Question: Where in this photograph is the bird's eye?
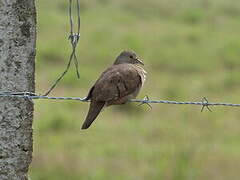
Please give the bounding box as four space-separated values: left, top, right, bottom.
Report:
130 55 133 58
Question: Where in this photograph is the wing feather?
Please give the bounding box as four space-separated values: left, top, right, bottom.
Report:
89 64 143 102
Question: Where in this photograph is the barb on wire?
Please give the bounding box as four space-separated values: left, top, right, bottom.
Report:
201 97 212 112
1 92 240 110
138 95 152 109
44 0 81 96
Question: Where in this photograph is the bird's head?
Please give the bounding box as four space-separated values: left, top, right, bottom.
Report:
114 50 144 66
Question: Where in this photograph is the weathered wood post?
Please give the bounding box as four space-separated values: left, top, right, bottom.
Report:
0 0 36 179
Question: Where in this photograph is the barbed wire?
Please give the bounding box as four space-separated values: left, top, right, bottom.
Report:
1 91 240 112
44 0 81 96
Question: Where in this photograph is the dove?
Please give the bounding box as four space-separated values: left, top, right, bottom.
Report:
81 50 146 129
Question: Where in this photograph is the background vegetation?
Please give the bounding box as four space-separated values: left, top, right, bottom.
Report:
31 0 240 179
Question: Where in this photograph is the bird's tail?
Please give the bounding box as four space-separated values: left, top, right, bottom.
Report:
81 101 105 130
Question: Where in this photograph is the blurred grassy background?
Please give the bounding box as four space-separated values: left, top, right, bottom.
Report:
31 0 240 179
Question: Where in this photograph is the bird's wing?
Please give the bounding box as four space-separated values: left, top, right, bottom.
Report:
89 64 143 102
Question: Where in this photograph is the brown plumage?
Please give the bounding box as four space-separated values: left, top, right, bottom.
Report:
81 50 146 129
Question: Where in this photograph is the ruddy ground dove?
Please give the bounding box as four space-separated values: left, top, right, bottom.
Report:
81 50 146 129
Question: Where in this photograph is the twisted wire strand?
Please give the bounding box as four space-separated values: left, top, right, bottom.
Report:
1 92 240 111
44 0 81 96
77 0 81 35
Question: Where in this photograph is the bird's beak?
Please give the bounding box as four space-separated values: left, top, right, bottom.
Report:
136 58 144 66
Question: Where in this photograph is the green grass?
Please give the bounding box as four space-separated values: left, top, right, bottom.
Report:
31 0 240 179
